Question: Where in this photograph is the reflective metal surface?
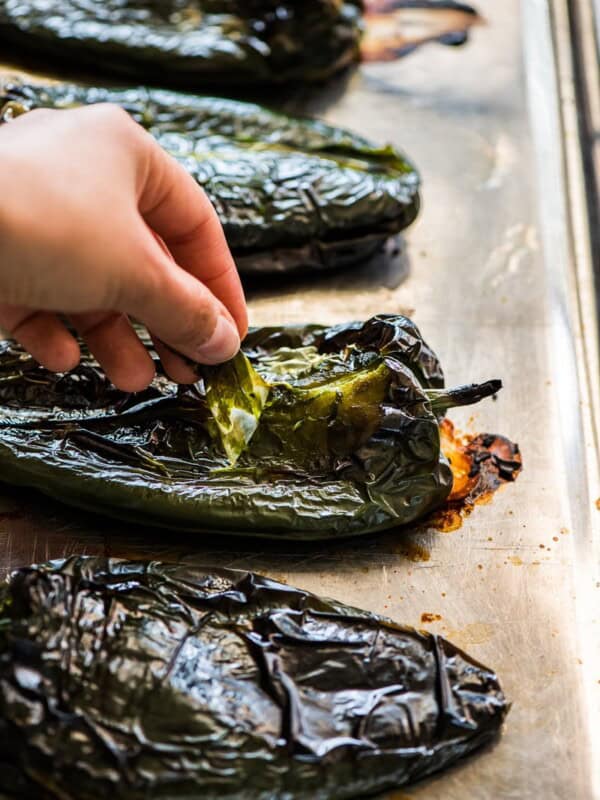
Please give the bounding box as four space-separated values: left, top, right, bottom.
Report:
0 1 598 797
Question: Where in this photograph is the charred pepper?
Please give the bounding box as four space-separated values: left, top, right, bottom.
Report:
0 80 420 277
0 1 364 87
0 556 509 800
0 315 500 539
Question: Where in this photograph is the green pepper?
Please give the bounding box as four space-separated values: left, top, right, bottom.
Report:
0 556 509 799
0 315 501 539
0 81 420 277
0 1 364 87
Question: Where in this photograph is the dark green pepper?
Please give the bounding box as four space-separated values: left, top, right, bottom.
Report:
0 315 501 539
0 80 420 277
0 556 509 799
0 2 481 90
0 1 364 87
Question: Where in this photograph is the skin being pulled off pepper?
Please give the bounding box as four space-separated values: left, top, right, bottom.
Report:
0 315 501 539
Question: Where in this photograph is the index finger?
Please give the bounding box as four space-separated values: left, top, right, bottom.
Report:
136 131 248 338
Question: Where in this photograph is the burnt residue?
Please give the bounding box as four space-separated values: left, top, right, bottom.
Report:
362 0 482 63
420 612 443 623
427 419 522 532
0 556 509 799
395 540 432 562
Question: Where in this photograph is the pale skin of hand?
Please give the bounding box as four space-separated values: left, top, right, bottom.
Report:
0 103 248 391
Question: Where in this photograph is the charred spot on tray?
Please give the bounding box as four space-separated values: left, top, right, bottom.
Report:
362 0 483 63
421 611 442 623
426 419 522 532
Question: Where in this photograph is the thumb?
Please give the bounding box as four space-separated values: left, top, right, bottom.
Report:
118 225 240 366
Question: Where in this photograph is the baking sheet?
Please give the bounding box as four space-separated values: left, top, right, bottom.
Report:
0 1 599 797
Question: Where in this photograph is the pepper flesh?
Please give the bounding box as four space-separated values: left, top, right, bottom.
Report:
0 315 501 539
0 556 509 799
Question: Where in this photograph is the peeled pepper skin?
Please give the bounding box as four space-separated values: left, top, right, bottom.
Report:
0 556 509 799
0 1 364 87
0 81 420 276
0 315 464 539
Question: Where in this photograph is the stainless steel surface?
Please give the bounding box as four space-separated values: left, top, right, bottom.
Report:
0 1 599 797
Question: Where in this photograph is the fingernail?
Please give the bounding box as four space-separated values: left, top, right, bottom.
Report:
196 315 240 364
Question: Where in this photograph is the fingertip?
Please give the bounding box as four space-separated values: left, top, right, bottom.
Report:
70 312 157 393
42 339 81 374
151 337 199 385
234 301 249 341
164 362 198 385
110 362 156 393
196 315 240 365
4 312 81 373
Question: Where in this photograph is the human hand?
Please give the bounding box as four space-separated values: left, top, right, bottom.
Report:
0 103 248 391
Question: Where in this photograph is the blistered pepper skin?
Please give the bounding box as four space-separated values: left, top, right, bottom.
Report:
0 556 509 799
0 80 420 276
0 315 500 539
0 1 365 86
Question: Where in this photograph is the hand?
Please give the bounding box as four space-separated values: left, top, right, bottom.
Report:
0 103 248 391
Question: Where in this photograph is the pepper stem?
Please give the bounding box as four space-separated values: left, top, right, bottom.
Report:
426 379 502 413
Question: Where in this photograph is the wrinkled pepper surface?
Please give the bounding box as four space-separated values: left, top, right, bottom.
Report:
0 1 364 87
0 556 509 799
0 81 420 276
0 315 500 539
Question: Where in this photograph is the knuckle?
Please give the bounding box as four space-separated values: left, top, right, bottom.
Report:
85 102 135 131
114 238 220 349
131 258 164 311
173 295 217 347
106 233 163 311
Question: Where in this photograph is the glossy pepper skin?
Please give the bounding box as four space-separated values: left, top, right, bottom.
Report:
0 315 500 540
0 84 419 275
0 556 509 800
0 81 420 277
0 1 363 87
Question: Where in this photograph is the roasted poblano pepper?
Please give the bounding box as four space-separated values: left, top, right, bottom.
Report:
0 556 509 800
0 80 419 276
0 315 500 539
0 1 364 87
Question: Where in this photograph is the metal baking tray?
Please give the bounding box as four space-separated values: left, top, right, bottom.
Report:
0 1 598 797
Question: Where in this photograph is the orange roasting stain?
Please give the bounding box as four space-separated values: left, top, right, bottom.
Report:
421 612 442 624
426 419 522 532
441 419 478 501
596 498 600 511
